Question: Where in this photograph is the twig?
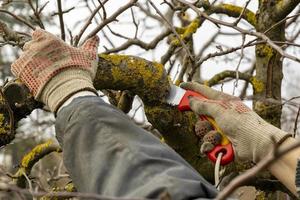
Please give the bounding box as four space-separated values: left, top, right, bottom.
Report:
38 1 50 15
233 0 251 26
131 7 139 38
0 9 35 30
189 39 261 78
147 0 194 62
176 0 300 64
28 0 45 29
233 34 246 95
265 13 300 35
84 0 138 44
97 0 107 20
56 0 65 41
74 1 105 46
22 172 34 199
104 29 171 54
51 6 75 16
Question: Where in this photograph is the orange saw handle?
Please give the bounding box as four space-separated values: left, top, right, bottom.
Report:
178 90 234 165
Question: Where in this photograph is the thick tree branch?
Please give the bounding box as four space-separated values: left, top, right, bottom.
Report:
13 140 62 188
200 2 257 27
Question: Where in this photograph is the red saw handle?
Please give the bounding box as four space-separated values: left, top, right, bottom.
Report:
178 90 234 165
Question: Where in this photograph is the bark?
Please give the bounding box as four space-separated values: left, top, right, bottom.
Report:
253 1 287 127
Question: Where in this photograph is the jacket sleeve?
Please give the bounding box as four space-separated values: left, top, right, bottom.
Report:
55 96 218 200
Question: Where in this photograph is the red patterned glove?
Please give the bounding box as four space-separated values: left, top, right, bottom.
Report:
181 82 290 163
11 29 99 112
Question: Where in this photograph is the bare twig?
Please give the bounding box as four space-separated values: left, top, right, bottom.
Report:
233 0 251 26
51 6 75 16
176 0 300 64
131 7 139 38
233 34 246 95
0 9 35 30
148 0 194 62
74 1 105 46
104 29 171 54
56 0 65 41
28 0 45 29
265 13 300 35
84 0 138 43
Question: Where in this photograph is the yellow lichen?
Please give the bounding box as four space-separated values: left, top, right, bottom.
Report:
221 4 257 26
256 44 274 58
0 114 7 135
256 190 266 200
64 182 76 192
174 79 181 86
171 19 200 46
101 54 164 89
21 140 53 168
254 101 267 113
250 77 264 93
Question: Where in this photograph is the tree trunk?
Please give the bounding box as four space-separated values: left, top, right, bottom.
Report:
254 1 285 128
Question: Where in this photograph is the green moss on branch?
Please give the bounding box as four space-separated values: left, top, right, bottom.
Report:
94 54 170 103
13 140 62 188
202 3 257 27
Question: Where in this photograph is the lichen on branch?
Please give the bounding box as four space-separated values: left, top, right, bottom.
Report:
201 2 257 27
13 140 62 188
94 54 170 103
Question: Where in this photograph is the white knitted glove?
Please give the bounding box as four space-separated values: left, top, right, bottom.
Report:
181 82 290 163
11 29 99 113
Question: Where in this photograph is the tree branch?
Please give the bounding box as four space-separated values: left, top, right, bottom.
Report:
84 0 137 43
200 2 257 27
56 0 65 41
274 0 300 21
13 140 62 188
0 9 35 30
206 70 252 86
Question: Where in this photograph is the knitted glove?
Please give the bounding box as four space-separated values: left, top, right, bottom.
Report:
194 120 222 154
181 82 290 163
11 29 99 113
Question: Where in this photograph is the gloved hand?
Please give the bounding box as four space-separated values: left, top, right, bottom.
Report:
180 82 290 163
11 29 99 113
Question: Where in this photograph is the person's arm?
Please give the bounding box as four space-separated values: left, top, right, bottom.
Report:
181 82 299 195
